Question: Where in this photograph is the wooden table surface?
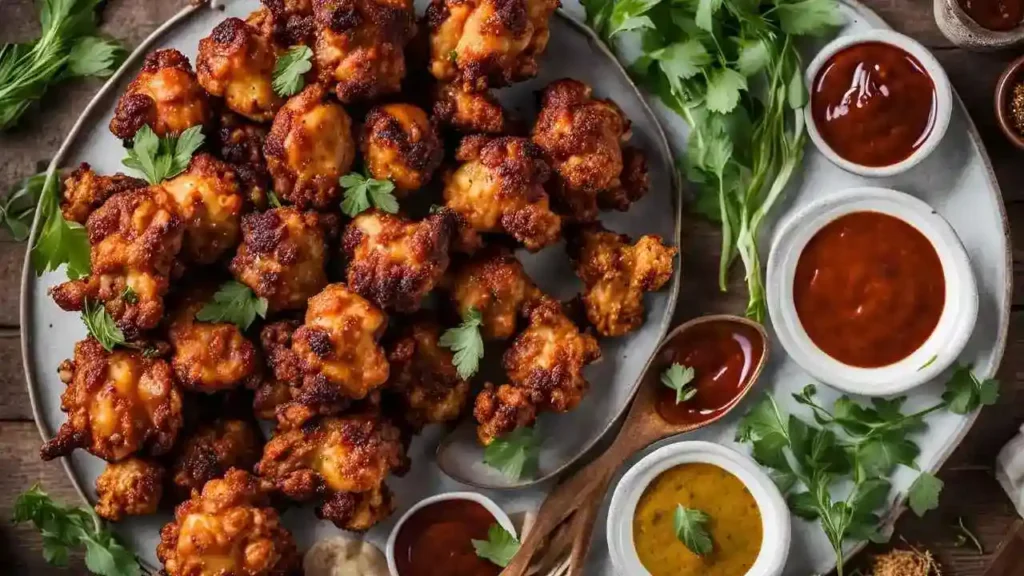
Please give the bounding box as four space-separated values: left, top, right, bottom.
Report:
2 0 1024 573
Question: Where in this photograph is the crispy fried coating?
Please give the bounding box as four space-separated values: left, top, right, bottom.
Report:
312 0 416 103
341 209 456 312
443 135 561 252
41 338 184 462
95 457 165 521
425 0 558 91
360 103 442 194
432 82 507 134
172 419 264 497
49 187 184 338
197 17 284 122
60 163 148 225
230 207 337 312
257 411 407 531
162 153 245 264
473 382 537 445
261 0 316 44
385 320 469 429
446 247 539 340
263 84 356 209
215 111 271 210
567 224 676 337
532 79 648 221
110 49 211 140
157 469 301 576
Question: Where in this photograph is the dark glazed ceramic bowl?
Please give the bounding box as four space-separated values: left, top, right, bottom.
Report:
995 53 1024 149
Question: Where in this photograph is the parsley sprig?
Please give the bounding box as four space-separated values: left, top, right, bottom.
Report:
195 280 268 330
661 362 696 404
483 427 540 480
736 364 998 576
122 125 205 185
272 45 312 97
82 299 127 352
339 172 398 217
673 505 712 556
31 168 90 280
439 307 484 379
471 523 520 567
14 484 141 576
2 170 46 240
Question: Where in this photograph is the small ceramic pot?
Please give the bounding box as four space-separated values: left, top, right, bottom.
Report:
766 187 978 397
995 54 1024 149
607 442 791 576
934 0 1024 51
804 29 953 177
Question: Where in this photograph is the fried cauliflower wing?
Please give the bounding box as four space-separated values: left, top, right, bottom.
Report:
473 382 537 445
567 224 676 337
172 419 264 498
216 111 271 210
257 411 407 531
432 82 507 134
446 247 539 340
41 338 184 462
264 84 356 209
197 17 284 122
49 187 184 338
60 163 148 225
341 209 456 312
385 319 470 429
162 153 245 264
252 320 303 419
110 49 211 141
443 135 561 251
360 103 442 194
425 0 558 91
95 457 165 521
312 0 416 103
157 469 301 576
532 79 648 221
261 0 316 45
230 207 337 312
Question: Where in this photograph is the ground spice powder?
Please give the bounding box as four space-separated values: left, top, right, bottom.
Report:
1011 82 1024 136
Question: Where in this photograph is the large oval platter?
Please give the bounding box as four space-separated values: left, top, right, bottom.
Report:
20 0 681 569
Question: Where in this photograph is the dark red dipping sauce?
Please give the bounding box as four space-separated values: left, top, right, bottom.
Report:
655 320 765 426
959 0 1023 31
811 42 937 167
793 211 945 368
394 499 501 576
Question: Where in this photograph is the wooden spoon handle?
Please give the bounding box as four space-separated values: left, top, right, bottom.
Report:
567 473 611 575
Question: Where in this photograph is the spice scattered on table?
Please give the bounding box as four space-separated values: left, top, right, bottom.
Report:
1010 81 1024 136
870 546 942 576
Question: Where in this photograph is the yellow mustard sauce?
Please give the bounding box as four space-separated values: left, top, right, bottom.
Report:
633 462 763 576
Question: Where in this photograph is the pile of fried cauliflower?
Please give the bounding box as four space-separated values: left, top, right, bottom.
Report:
38 0 677 573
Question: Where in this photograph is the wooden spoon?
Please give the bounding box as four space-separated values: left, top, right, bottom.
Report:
500 314 769 576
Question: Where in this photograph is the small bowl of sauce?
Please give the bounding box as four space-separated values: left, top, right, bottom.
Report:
804 30 952 177
767 186 978 396
386 492 515 576
607 442 790 576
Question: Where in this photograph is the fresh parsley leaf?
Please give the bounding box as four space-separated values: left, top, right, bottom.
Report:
195 280 268 330
82 299 126 352
607 0 660 37
695 0 723 32
339 172 399 217
272 45 312 97
122 125 205 184
471 523 520 567
483 427 540 480
736 38 769 76
942 364 1000 414
2 170 46 241
705 67 747 114
267 190 283 208
439 307 484 379
120 286 137 304
660 362 696 404
673 505 712 556
582 0 615 36
775 0 845 36
650 40 711 92
907 471 943 517
66 36 123 78
31 169 91 279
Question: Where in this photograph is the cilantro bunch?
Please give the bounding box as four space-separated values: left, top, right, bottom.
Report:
584 0 843 321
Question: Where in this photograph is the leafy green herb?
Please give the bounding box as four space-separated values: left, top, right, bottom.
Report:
918 355 938 372
14 484 141 576
142 346 160 359
1 170 46 240
448 49 458 63
673 504 712 556
272 45 312 97
267 190 283 208
120 286 137 305
585 0 842 321
195 280 268 330
339 172 399 217
439 307 484 379
0 0 125 130
31 168 91 280
471 523 520 567
952 516 983 554
81 299 126 352
122 124 205 185
661 362 697 404
941 364 999 414
907 472 943 517
483 427 540 480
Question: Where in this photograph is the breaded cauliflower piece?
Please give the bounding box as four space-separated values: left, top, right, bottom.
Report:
360 103 442 194
162 153 245 264
215 111 271 210
261 0 316 45
385 319 470 430
432 82 507 134
109 49 211 141
445 247 539 340
171 418 264 498
41 338 184 462
472 382 537 445
197 17 284 122
60 163 147 225
94 457 165 521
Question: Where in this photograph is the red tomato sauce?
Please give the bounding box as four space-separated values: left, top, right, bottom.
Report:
393 499 501 576
811 42 937 167
793 211 945 368
959 0 1023 31
655 320 765 426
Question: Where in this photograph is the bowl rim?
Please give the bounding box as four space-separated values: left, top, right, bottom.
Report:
606 441 791 576
994 53 1024 150
385 491 517 576
765 186 979 396
803 28 954 177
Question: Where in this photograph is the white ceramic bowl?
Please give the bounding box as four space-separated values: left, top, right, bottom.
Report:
607 442 791 576
804 29 953 177
766 187 978 396
385 492 516 576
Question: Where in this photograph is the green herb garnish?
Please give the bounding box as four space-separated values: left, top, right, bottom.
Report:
120 285 137 304
472 523 520 567
195 280 268 330
267 190 283 208
82 299 126 352
673 504 713 556
31 168 91 280
439 307 484 379
2 170 46 240
272 45 312 97
339 172 398 217
121 124 205 185
483 427 540 480
661 362 696 404
907 471 943 517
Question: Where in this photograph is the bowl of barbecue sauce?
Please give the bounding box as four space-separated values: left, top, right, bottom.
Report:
805 30 952 177
766 187 978 396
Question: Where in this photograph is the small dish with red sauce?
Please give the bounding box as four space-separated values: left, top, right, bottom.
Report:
804 30 952 177
766 187 978 396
